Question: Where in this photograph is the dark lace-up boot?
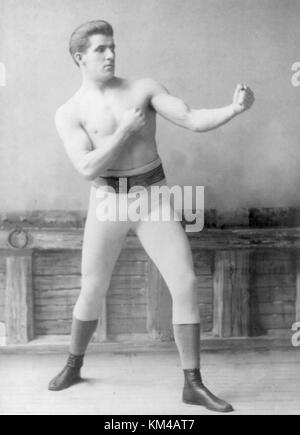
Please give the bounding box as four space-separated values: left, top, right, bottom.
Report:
183 369 234 413
48 354 84 391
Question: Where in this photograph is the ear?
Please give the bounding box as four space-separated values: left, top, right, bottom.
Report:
74 52 83 65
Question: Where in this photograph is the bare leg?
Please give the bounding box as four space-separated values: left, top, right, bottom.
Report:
49 188 131 391
133 199 233 412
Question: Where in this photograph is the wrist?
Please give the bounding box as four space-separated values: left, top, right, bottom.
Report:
231 103 243 116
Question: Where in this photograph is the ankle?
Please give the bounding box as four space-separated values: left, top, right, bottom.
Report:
67 353 84 369
183 368 202 382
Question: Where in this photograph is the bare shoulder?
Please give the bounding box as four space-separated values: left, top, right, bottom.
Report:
134 78 169 96
55 96 81 131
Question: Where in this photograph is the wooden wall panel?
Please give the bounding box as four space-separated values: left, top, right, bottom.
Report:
194 250 214 332
296 254 300 322
107 249 148 338
0 255 6 322
5 254 34 344
34 251 81 335
252 250 296 331
2 229 298 341
213 250 251 337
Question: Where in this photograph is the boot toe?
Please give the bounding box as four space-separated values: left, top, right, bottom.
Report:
223 403 234 413
48 369 81 391
48 376 66 391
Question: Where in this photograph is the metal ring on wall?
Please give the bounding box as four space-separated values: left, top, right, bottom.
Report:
7 229 29 249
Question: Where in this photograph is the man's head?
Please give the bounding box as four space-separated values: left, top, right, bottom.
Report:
69 20 115 79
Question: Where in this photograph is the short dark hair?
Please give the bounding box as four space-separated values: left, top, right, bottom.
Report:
69 20 114 66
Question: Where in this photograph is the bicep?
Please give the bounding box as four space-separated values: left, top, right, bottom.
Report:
150 83 192 129
55 110 92 171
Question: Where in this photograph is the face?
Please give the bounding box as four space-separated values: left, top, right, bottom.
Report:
78 34 116 80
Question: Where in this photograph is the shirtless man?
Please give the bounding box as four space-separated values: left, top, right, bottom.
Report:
49 20 254 413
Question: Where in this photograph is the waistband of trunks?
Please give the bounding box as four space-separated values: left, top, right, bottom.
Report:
101 156 162 177
92 162 166 193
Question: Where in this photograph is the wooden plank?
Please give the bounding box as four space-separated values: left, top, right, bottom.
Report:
258 302 295 315
146 259 173 341
35 320 72 335
108 317 147 336
193 250 213 275
0 257 5 273
0 272 5 291
213 250 251 337
259 314 295 329
253 274 295 287
34 251 147 277
0 210 86 228
233 251 251 337
110 276 147 289
36 305 75 315
107 294 147 304
256 286 296 303
34 275 81 290
35 312 73 321
201 321 213 332
193 250 214 267
33 251 81 275
34 289 80 302
113 262 147 276
0 256 6 314
35 273 147 292
296 253 300 322
0 306 4 322
1 227 300 251
194 275 213 287
255 260 294 275
197 288 213 305
1 208 299 228
5 254 34 344
108 287 147 299
0 279 4 304
254 249 293 261
107 303 147 318
199 307 213 320
118 249 148 262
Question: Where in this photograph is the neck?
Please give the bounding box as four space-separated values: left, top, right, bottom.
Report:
80 73 116 92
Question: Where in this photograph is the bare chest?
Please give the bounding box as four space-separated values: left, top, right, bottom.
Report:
79 91 152 138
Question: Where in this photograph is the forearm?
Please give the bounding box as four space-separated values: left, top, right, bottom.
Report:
189 104 239 132
79 127 131 179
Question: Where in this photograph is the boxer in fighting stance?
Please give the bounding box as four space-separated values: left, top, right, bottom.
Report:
49 20 254 412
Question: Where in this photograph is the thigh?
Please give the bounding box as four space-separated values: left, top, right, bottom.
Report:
82 188 131 279
134 201 195 287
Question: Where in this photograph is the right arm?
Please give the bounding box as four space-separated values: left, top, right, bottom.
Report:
55 107 145 180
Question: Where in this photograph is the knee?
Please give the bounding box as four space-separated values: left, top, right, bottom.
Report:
171 273 198 300
186 273 198 290
81 274 109 302
178 272 197 292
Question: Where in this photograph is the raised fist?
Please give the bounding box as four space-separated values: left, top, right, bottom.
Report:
232 84 255 114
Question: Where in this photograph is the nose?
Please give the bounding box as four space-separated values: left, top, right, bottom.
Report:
105 48 115 60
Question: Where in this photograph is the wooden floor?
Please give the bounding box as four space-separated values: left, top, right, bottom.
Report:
0 349 299 415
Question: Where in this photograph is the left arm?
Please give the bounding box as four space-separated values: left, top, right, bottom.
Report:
149 81 255 132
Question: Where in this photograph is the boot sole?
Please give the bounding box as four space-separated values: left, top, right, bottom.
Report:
48 376 82 392
183 399 234 413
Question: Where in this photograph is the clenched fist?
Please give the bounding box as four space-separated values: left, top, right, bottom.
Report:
120 107 146 134
232 84 255 115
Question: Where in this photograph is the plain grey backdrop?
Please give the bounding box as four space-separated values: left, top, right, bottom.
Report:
0 0 299 212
